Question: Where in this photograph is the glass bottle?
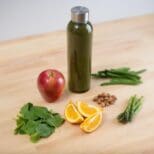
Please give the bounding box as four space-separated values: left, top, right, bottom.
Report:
67 6 93 93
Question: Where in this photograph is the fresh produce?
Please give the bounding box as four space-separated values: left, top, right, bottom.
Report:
65 101 103 133
93 92 117 108
80 112 103 133
117 95 143 124
92 67 146 86
37 69 65 102
64 101 84 124
14 103 65 143
77 101 102 117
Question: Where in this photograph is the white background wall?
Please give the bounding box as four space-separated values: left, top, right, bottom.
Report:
0 0 154 41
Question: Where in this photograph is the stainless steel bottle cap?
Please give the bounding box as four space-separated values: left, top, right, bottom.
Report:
71 6 89 23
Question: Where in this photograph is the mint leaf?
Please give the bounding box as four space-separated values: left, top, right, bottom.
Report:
24 120 38 135
20 103 33 115
14 116 27 134
20 103 38 120
30 133 40 143
36 123 55 137
47 114 65 128
31 106 51 119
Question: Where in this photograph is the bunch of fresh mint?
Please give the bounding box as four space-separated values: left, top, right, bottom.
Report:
14 103 65 143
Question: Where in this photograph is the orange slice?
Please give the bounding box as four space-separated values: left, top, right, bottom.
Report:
80 112 102 133
77 101 102 118
65 101 84 124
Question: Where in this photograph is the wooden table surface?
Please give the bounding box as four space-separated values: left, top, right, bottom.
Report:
0 14 154 154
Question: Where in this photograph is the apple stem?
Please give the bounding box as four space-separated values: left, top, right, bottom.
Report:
49 72 54 78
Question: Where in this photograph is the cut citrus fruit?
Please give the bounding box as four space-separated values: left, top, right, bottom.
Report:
77 101 102 117
80 111 102 133
65 101 84 124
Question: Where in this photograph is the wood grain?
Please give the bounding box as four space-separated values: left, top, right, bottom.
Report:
0 14 154 154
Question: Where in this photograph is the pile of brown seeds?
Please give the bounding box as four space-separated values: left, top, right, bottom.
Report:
93 92 117 107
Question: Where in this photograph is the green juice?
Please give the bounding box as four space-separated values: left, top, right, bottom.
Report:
67 6 93 93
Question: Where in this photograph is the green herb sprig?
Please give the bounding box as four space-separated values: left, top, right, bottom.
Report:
117 95 143 124
91 67 146 86
14 103 65 143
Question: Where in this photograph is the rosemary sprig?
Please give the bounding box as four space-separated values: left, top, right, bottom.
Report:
91 67 146 86
117 95 143 124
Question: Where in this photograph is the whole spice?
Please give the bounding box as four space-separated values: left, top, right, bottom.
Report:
93 92 117 107
91 67 146 86
117 95 143 124
14 103 65 143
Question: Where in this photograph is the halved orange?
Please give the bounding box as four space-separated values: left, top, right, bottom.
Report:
80 111 103 133
77 101 102 118
64 101 84 124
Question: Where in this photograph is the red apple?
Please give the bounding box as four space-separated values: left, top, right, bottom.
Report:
37 69 65 102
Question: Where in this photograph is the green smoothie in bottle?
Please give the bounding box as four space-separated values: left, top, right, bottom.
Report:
67 6 93 93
